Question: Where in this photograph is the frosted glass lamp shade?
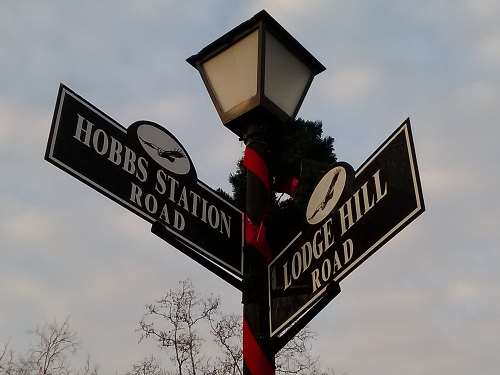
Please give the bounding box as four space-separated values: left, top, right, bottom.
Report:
187 10 325 137
264 32 312 117
202 31 259 113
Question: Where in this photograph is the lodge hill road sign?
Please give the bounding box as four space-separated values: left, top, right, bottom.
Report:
268 119 425 339
45 85 244 289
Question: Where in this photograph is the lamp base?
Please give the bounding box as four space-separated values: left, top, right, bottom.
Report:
224 105 290 141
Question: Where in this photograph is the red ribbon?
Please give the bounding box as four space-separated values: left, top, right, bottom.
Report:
245 215 272 262
243 147 270 191
243 318 274 375
243 144 275 375
275 176 300 195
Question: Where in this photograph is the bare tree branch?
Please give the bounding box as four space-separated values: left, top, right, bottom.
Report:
27 317 79 375
138 280 219 375
206 313 242 375
125 356 166 375
275 326 321 375
1 317 100 375
0 339 17 375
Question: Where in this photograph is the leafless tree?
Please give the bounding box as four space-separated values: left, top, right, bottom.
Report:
138 280 219 375
275 327 320 374
0 317 99 375
138 279 336 375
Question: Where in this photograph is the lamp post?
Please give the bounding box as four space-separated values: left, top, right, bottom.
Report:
188 10 325 375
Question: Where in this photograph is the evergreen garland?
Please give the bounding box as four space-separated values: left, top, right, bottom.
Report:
222 118 337 250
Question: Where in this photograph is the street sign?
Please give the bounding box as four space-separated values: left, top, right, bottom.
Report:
268 119 425 338
45 84 244 289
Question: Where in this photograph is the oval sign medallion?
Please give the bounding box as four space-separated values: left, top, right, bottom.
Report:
306 165 347 225
136 123 192 176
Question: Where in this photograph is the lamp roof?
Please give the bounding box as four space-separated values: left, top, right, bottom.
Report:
186 10 326 75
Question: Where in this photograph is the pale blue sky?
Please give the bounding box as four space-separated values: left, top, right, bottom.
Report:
1 1 499 374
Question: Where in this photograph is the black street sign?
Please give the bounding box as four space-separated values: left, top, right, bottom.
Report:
45 84 244 289
268 119 425 339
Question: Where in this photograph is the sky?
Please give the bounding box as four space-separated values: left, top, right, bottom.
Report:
1 0 499 374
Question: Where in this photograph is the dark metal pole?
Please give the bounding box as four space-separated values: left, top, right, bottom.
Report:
242 122 275 375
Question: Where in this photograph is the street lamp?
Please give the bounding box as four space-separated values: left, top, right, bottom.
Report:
188 11 326 374
187 10 326 137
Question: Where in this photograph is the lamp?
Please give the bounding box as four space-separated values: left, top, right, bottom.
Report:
187 10 326 137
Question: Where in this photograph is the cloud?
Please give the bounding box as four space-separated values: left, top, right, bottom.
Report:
477 32 500 65
463 0 500 20
421 164 491 199
0 103 49 152
245 0 318 19
0 210 63 250
322 65 381 106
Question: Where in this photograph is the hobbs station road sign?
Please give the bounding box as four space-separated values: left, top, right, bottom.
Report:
268 119 425 339
45 85 244 289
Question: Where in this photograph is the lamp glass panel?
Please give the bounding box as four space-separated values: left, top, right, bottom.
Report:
264 32 311 116
202 30 259 113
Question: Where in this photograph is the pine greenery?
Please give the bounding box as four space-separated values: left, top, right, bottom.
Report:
225 118 336 249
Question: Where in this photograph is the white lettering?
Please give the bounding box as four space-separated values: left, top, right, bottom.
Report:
321 258 332 282
220 211 231 239
178 187 189 211
173 210 185 231
301 242 312 272
291 251 302 280
136 157 148 183
353 189 362 223
339 199 354 236
361 181 375 214
312 229 324 259
283 262 292 290
92 129 109 156
122 146 136 175
73 114 93 147
190 191 201 217
333 250 342 272
108 137 122 166
130 182 142 207
373 169 388 202
208 205 220 229
167 175 179 203
159 203 171 224
322 218 335 251
155 169 167 194
343 238 354 263
201 197 208 223
311 268 321 292
145 194 158 214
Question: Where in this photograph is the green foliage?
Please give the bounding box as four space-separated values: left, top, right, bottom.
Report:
227 118 336 249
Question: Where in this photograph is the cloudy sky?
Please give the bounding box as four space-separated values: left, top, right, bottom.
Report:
1 0 499 374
